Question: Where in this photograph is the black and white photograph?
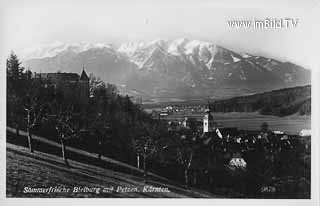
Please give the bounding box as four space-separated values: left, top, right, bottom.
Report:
1 0 319 203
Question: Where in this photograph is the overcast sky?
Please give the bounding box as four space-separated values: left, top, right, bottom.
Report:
1 0 319 70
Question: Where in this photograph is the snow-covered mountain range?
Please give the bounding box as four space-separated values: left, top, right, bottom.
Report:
22 38 311 101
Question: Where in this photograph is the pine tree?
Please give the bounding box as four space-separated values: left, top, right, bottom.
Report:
7 52 23 81
7 52 26 97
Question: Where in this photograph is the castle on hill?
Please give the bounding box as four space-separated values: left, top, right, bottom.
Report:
33 67 90 106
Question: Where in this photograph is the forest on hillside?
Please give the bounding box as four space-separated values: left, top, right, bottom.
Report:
210 85 311 117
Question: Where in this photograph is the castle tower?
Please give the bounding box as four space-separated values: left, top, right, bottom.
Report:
203 103 215 133
79 65 89 105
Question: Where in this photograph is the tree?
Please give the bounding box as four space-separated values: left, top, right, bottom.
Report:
177 142 194 188
131 121 167 183
21 79 55 152
89 73 105 98
133 135 157 183
261 122 269 132
6 52 26 133
89 74 118 99
87 78 116 160
89 112 111 160
168 132 198 188
7 92 24 136
54 108 78 165
7 52 22 80
7 52 25 95
22 94 48 153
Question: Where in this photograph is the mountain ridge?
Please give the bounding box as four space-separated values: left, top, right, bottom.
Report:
22 38 311 100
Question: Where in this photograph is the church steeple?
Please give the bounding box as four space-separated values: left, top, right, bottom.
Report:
205 98 211 113
80 64 89 81
79 64 89 106
203 99 214 133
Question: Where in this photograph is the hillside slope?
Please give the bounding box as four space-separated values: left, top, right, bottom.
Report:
6 144 217 198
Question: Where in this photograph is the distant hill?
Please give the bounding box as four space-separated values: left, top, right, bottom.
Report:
210 85 311 117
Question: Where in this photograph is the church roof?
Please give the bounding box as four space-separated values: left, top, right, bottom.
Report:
80 68 89 81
